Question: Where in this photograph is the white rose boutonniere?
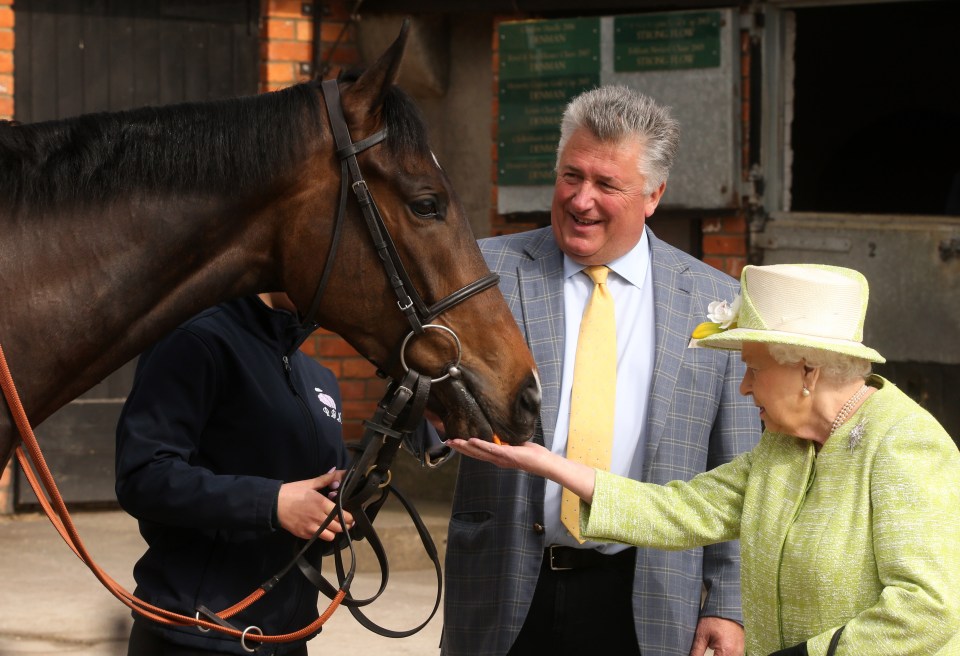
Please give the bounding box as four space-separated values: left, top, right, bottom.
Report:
692 294 741 339
706 295 742 328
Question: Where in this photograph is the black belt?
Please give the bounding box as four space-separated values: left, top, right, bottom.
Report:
544 545 636 572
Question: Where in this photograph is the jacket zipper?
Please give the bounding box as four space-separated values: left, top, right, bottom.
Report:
282 355 321 472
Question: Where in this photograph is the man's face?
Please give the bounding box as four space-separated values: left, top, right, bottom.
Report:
551 128 665 265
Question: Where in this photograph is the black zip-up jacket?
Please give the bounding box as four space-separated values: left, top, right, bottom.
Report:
115 296 347 655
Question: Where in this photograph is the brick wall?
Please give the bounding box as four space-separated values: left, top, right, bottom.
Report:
260 0 379 441
0 0 12 511
702 215 748 279
0 0 12 121
260 0 360 92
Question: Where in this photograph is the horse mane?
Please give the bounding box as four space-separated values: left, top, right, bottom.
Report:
0 84 328 212
0 76 431 213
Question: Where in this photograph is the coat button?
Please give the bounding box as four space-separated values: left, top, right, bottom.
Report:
532 522 545 534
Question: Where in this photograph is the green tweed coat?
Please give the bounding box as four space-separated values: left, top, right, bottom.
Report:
583 376 960 655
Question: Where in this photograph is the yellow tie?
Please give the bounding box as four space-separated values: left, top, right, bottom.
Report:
561 265 616 543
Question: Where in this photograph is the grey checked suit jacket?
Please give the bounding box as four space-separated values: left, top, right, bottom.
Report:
441 227 760 656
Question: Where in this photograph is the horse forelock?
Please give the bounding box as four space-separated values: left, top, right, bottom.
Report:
0 84 325 213
381 86 431 159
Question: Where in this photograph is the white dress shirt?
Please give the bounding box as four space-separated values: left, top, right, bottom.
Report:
544 230 656 552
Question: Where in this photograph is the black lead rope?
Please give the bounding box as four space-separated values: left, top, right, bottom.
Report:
298 369 443 637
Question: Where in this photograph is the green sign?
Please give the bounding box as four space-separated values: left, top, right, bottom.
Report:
614 11 721 72
497 17 600 186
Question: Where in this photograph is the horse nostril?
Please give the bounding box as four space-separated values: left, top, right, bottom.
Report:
516 373 541 427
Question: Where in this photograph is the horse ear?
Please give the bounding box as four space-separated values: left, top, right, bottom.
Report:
341 19 410 117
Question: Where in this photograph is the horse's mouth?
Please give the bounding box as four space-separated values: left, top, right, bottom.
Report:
435 366 538 445
439 377 495 442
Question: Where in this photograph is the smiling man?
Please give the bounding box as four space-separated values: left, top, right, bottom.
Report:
442 85 760 656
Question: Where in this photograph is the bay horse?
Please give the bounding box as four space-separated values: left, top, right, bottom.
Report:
0 24 540 478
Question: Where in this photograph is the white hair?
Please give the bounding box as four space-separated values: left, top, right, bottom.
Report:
766 343 872 383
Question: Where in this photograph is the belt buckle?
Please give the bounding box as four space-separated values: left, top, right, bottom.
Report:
548 545 572 571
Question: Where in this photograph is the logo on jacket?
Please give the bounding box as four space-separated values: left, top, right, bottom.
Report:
315 388 342 423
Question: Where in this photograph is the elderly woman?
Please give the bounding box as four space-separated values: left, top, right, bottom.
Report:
448 264 960 655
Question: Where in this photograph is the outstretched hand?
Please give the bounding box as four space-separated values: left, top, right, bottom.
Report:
446 437 598 504
445 437 547 471
277 468 354 540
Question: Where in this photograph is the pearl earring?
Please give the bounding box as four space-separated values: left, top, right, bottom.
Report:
802 386 810 397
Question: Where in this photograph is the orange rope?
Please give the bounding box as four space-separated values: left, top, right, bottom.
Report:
0 343 346 646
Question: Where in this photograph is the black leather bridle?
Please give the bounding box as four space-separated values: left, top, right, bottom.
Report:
263 78 502 640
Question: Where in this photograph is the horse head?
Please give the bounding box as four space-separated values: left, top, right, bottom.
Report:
282 23 541 444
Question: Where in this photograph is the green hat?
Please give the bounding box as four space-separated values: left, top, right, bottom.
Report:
692 264 885 363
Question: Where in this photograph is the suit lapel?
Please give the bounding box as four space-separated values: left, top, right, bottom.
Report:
518 231 565 450
643 229 694 477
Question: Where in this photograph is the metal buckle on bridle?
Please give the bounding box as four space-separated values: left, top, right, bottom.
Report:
194 611 211 632
351 178 371 202
364 463 393 489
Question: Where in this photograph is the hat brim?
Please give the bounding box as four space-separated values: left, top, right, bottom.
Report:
695 327 886 363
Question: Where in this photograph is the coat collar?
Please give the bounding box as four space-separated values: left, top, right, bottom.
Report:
224 296 312 356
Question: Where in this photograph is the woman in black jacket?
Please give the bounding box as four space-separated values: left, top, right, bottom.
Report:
116 293 352 655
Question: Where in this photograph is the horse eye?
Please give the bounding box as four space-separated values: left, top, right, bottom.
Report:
410 198 441 220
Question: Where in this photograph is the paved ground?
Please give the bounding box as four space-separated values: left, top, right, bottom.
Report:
0 508 445 655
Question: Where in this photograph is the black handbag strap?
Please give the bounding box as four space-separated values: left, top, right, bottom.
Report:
826 626 845 656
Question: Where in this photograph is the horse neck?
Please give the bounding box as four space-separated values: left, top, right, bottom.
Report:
0 87 327 426
8 194 281 419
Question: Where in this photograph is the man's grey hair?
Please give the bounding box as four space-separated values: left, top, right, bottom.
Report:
556 85 680 194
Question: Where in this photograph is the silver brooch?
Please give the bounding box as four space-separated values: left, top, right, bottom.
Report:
848 418 867 451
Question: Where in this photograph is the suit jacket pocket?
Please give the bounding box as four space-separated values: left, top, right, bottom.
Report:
448 510 495 554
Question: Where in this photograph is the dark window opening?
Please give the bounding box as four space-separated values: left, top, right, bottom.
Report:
790 0 960 216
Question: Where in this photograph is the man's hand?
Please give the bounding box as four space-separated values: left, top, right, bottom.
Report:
689 616 745 656
277 469 353 540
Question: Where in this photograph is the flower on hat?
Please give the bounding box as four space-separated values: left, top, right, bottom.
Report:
692 294 741 339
